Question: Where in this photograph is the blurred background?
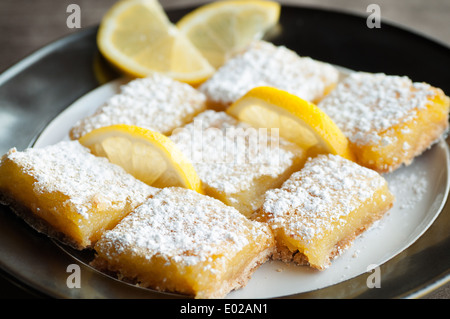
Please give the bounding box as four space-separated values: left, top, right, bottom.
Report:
1 0 449 73
0 0 449 299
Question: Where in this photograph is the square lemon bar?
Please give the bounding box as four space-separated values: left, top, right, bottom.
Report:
91 187 275 299
318 72 450 173
255 154 394 270
70 72 207 139
199 40 339 109
169 110 307 216
0 141 157 249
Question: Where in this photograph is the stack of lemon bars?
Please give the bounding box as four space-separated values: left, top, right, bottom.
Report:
1 40 449 299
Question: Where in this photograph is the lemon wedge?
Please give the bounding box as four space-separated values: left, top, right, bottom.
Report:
227 86 355 161
97 0 215 85
79 124 203 193
177 0 280 69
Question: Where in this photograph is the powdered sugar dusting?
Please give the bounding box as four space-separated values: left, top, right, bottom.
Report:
70 73 206 139
199 41 339 106
96 187 272 270
318 72 436 145
5 141 156 219
387 169 428 210
262 154 387 244
170 110 301 194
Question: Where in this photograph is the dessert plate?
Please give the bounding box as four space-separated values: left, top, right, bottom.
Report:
1 5 450 299
33 75 450 299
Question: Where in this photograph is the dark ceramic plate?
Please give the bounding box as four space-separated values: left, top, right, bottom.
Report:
0 5 449 299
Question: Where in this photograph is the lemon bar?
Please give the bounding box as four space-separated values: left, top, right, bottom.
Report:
199 40 339 109
0 141 157 249
91 187 275 299
70 72 207 139
169 110 307 216
318 72 450 173
255 154 394 270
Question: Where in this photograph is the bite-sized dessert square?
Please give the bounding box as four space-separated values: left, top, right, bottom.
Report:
318 72 450 173
70 72 207 139
169 110 307 217
254 154 394 270
0 141 157 250
91 187 275 299
199 40 339 109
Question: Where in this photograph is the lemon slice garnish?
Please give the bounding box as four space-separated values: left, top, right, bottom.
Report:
177 0 280 69
227 86 355 161
97 0 215 85
79 124 203 193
